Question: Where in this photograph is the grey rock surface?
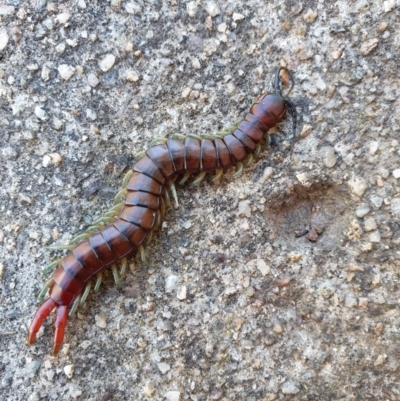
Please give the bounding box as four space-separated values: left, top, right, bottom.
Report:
1 1 400 400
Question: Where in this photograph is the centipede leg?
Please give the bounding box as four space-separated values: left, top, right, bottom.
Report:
138 244 147 264
190 172 207 186
112 264 121 287
42 259 63 277
119 258 127 277
94 272 103 292
153 210 162 231
38 278 54 303
27 298 56 346
179 172 191 186
160 196 166 218
121 170 134 188
80 281 92 307
254 144 262 159
168 181 179 208
163 189 171 209
243 154 253 168
233 162 243 178
114 188 128 204
212 169 223 183
69 294 81 317
52 305 68 356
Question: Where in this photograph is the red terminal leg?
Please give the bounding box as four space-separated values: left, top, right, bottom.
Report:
27 298 56 346
52 305 69 356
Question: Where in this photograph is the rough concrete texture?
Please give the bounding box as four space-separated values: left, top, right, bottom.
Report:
1 0 400 400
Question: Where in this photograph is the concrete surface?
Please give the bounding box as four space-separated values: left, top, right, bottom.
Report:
1 0 400 400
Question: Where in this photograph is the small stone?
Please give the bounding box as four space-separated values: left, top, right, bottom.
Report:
26 361 41 379
2 146 19 160
50 153 62 164
299 124 312 138
383 0 396 12
258 166 274 184
165 391 181 401
165 275 178 293
125 2 142 14
79 340 92 349
393 169 400 179
204 1 220 17
187 1 197 17
53 117 63 130
181 87 191 98
78 0 86 8
157 362 170 374
217 22 227 33
232 316 244 331
126 70 140 82
182 220 192 229
0 5 15 15
369 230 381 243
95 314 107 328
391 198 400 217
303 9 317 23
321 146 337 168
99 54 116 72
296 172 311 187
41 65 50 81
374 354 387 367
369 141 379 155
360 38 379 55
238 200 251 217
306 227 319 242
348 176 367 197
282 382 300 395
58 64 75 80
355 204 370 217
87 73 100 87
143 386 156 397
370 195 383 210
55 43 66 54
0 29 9 51
177 286 187 300
257 259 270 276
64 364 74 378
56 13 71 24
331 49 342 59
225 286 237 296
34 106 48 121
66 38 79 47
232 12 245 22
85 108 97 121
364 217 377 232
302 81 318 95
345 293 357 308
359 297 368 307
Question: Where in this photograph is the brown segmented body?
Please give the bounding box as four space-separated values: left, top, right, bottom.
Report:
27 67 297 355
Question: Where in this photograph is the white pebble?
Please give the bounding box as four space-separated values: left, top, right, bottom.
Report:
125 2 142 14
393 169 400 179
99 54 116 72
86 109 97 121
34 106 48 121
165 391 181 401
369 230 381 243
348 176 367 197
0 29 9 51
182 220 192 229
257 259 270 276
64 364 74 378
95 314 107 328
55 43 66 54
157 362 170 374
177 286 187 300
58 64 75 80
321 146 337 168
66 38 78 47
303 9 317 23
204 1 220 17
165 275 178 293
53 117 63 130
391 198 400 217
42 155 52 167
232 12 245 22
126 70 140 82
370 195 383 210
87 73 100 87
238 200 251 217
296 172 311 187
56 13 71 24
364 217 377 232
383 0 396 12
355 204 370 218
282 381 300 395
259 166 274 184
41 65 50 81
369 141 379 155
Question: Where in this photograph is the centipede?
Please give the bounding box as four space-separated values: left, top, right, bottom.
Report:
27 67 297 355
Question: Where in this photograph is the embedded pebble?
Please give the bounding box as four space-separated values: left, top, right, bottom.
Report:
238 200 251 217
232 12 245 22
58 64 76 80
126 70 140 82
157 362 170 374
392 169 400 179
259 166 274 184
369 141 379 155
364 217 377 232
369 230 381 243
34 106 48 121
360 38 379 55
125 2 142 14
99 54 116 72
87 73 100 87
370 195 383 210
391 198 400 216
204 1 220 17
383 0 396 12
0 29 9 51
348 176 367 197
355 204 370 217
303 9 317 23
282 382 300 395
177 286 187 300
64 364 74 378
143 386 156 397
165 275 179 293
26 361 41 379
187 1 197 18
2 146 19 160
56 13 71 24
165 391 181 401
345 293 357 308
321 146 337 168
95 314 107 328
257 259 270 276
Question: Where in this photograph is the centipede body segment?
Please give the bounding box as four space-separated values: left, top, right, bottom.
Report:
27 67 297 355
